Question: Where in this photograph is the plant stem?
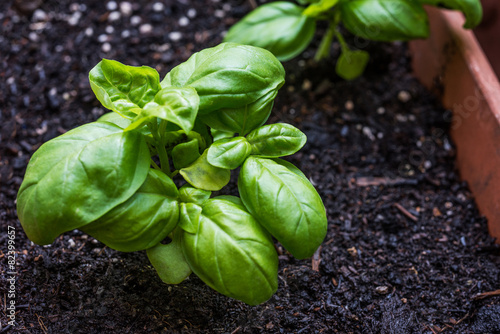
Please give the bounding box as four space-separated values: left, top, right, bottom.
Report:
315 21 336 61
148 121 172 177
334 28 350 55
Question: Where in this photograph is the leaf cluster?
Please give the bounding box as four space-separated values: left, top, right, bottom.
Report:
16 43 328 305
224 0 483 80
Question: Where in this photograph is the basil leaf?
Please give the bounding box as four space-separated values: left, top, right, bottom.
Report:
161 43 285 115
207 137 252 169
179 185 211 205
211 129 235 142
303 0 339 18
81 169 179 252
125 86 199 133
238 157 327 259
418 0 482 28
340 0 429 41
17 122 150 245
89 59 160 117
180 196 278 305
179 149 230 191
224 2 316 61
147 230 192 284
246 123 307 158
199 89 277 135
97 112 132 129
171 138 201 170
335 49 370 80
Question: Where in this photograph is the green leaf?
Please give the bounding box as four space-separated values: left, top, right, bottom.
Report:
125 86 199 133
17 122 150 245
224 2 316 61
171 138 201 170
179 185 211 205
89 59 160 117
97 112 132 129
211 129 235 142
81 169 180 252
418 0 482 28
207 137 252 169
199 89 277 135
179 149 230 191
147 231 192 285
180 196 278 305
178 202 203 234
340 0 430 41
246 123 307 158
303 0 339 17
238 157 327 259
335 49 370 80
162 43 285 115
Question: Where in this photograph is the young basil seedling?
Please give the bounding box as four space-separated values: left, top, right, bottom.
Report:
224 0 483 80
16 43 328 305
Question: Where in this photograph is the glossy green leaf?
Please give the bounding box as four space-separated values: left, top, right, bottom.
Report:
97 112 132 129
199 89 277 135
125 86 199 133
340 0 429 41
211 129 235 142
178 202 203 234
147 231 192 284
335 49 370 80
179 185 211 206
246 123 307 158
418 0 482 28
89 59 160 117
180 196 278 305
224 2 316 61
303 0 339 17
238 157 327 259
161 43 285 115
17 122 150 245
81 169 179 252
179 150 230 191
207 137 252 169
171 138 201 170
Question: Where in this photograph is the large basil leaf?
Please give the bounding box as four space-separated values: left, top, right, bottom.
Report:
147 230 192 284
179 150 230 191
199 89 277 135
246 123 307 158
89 59 160 117
81 169 179 252
224 2 316 61
97 112 132 129
161 43 285 115
238 157 327 259
418 0 482 29
207 137 252 169
179 196 278 305
125 86 199 133
340 0 429 41
17 122 150 245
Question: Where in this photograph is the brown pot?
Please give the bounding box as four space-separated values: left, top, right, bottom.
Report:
409 6 500 241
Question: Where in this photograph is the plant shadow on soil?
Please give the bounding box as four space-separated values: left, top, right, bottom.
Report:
1 1 499 333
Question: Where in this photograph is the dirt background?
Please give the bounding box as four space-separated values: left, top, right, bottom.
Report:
1 0 499 333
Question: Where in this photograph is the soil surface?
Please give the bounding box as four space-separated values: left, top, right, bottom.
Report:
1 0 500 333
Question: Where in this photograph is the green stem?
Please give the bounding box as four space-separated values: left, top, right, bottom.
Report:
148 121 172 177
315 21 337 61
334 28 351 55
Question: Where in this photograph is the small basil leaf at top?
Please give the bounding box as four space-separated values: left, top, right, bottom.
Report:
246 123 307 158
303 0 339 18
418 0 482 29
147 230 192 284
161 43 285 116
179 196 278 305
81 169 180 252
207 137 252 169
89 59 160 118
179 149 230 191
224 2 316 61
125 86 199 133
238 156 327 259
335 49 370 81
340 0 429 41
17 121 150 245
199 88 277 136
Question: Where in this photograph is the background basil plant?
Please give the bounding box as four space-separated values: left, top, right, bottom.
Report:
16 43 328 305
224 0 483 80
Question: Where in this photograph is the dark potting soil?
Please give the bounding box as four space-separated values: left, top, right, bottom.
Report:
1 0 500 333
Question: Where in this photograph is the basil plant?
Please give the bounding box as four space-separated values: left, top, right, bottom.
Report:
224 0 483 80
16 43 328 305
